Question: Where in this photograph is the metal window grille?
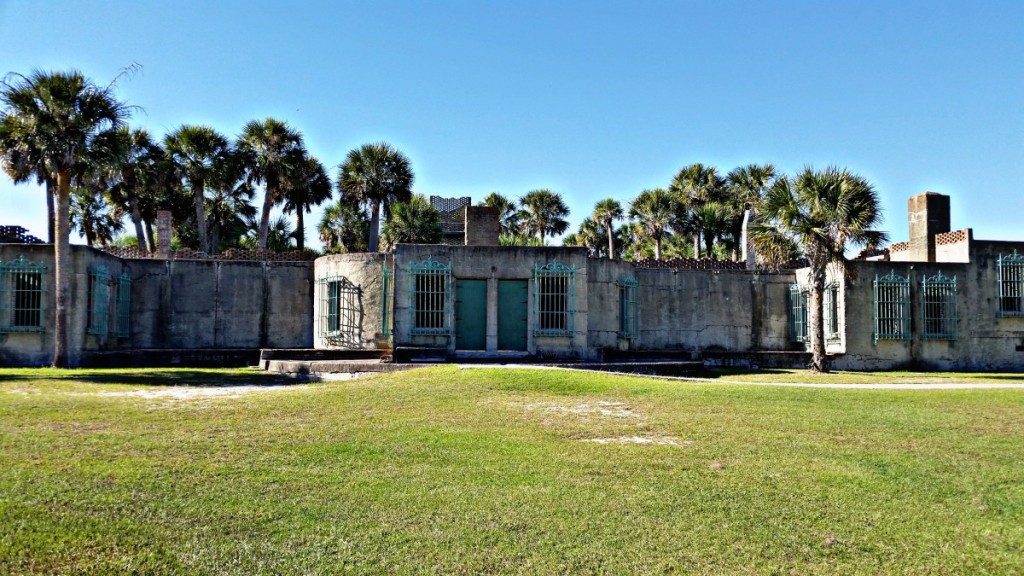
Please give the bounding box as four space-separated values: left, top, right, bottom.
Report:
381 258 393 339
320 276 362 347
410 257 451 335
998 251 1024 317
114 271 131 338
788 284 808 343
824 282 840 341
0 255 46 333
873 271 911 342
618 276 638 339
534 261 576 336
88 266 110 336
921 272 957 340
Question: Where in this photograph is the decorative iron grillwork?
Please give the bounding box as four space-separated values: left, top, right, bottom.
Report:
824 282 840 342
998 251 1024 317
0 255 45 333
788 284 808 343
534 261 576 336
88 266 110 336
320 275 363 347
921 272 957 340
618 276 638 339
410 257 451 335
115 271 131 338
874 271 911 342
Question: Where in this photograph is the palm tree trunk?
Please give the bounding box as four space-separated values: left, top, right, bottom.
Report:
809 267 829 373
145 220 156 252
654 235 662 260
193 180 209 254
258 184 276 250
52 168 72 368
606 223 614 259
693 235 700 258
705 234 714 258
368 201 381 252
129 197 146 251
296 208 305 251
211 222 220 255
46 178 56 243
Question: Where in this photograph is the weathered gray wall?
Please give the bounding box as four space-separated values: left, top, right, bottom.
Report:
129 258 313 349
0 244 127 366
835 240 1024 371
0 244 313 366
313 253 388 349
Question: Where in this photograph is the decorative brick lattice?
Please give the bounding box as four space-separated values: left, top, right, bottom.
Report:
629 257 808 270
0 226 44 244
889 241 910 252
101 246 318 262
935 229 969 245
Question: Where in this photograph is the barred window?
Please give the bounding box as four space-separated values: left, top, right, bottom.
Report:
618 276 638 339
874 271 911 342
788 284 808 343
321 276 362 347
921 272 957 340
88 266 110 336
534 261 576 336
410 258 451 335
998 251 1024 317
824 282 840 341
0 255 45 332
114 272 131 338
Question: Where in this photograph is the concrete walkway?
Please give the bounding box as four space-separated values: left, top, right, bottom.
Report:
456 364 1024 390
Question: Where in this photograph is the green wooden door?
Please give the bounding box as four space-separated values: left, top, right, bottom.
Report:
498 280 528 351
455 279 487 350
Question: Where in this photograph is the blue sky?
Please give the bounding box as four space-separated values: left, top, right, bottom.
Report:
1 0 1021 248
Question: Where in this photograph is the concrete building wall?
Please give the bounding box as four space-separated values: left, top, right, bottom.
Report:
312 253 389 350
0 244 313 366
464 206 500 246
393 244 592 359
835 241 1024 370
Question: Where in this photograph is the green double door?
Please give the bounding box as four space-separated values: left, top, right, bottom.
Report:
455 279 487 351
455 279 529 352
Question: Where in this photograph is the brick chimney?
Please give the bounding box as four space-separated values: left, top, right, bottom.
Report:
156 210 172 258
908 192 950 262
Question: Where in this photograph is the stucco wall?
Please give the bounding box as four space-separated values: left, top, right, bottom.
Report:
313 253 388 349
835 240 1024 370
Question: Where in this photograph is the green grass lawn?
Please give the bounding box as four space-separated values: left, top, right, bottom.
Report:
1 367 1022 575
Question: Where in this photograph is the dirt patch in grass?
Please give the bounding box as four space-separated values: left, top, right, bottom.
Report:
520 400 639 418
585 435 690 446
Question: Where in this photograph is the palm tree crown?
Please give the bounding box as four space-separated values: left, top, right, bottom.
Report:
593 198 623 259
517 189 569 243
281 152 333 250
165 125 231 254
628 188 676 260
337 142 414 253
236 117 306 250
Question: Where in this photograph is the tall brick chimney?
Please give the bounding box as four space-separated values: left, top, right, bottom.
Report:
908 192 950 262
156 210 172 258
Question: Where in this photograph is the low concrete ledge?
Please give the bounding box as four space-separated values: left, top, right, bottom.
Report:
81 348 260 368
264 359 422 379
701 351 817 369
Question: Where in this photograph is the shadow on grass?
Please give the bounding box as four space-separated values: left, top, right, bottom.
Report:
0 369 299 387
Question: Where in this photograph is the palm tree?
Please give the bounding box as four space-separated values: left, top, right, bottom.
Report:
0 70 129 367
165 125 231 254
0 122 56 242
670 163 725 257
205 159 254 255
380 195 443 251
281 152 332 250
337 142 414 253
563 217 604 257
236 117 306 250
106 128 165 250
727 163 776 260
688 201 732 256
752 167 887 373
241 213 295 252
593 198 623 259
318 199 370 254
628 188 676 260
480 192 520 235
517 189 569 243
70 186 123 247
